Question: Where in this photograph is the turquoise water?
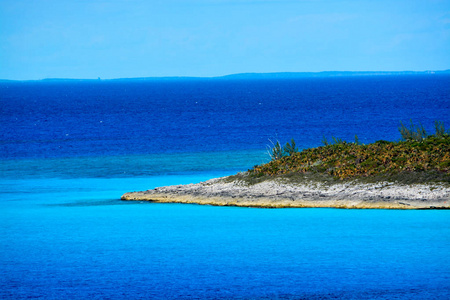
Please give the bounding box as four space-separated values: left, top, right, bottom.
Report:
1 153 450 299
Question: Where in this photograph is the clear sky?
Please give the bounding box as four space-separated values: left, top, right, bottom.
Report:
1 0 449 80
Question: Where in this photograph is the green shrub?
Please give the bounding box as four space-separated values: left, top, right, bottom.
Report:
284 138 298 156
322 136 346 145
268 140 284 161
399 119 427 141
434 120 449 137
268 138 299 161
332 136 344 144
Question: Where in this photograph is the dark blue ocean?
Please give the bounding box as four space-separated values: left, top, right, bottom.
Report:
1 76 450 299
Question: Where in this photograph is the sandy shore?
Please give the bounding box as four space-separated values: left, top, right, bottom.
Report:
121 176 450 209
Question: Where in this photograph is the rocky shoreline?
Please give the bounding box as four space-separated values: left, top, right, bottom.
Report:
121 176 450 209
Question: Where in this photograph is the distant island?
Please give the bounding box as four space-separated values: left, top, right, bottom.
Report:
218 70 450 79
2 70 450 82
122 121 450 209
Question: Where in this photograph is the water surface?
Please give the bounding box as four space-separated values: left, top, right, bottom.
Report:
1 76 449 298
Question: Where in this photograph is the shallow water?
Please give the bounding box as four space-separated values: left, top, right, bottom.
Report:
1 154 450 299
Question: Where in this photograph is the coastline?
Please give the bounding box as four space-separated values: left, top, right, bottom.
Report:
121 176 450 209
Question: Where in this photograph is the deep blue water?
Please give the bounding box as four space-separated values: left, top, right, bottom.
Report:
1 76 450 299
2 76 449 159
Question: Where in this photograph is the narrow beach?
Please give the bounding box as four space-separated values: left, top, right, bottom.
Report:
122 176 450 209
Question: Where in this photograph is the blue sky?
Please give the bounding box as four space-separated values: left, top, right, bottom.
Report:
1 0 449 80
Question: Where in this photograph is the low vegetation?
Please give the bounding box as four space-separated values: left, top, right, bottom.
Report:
247 120 450 184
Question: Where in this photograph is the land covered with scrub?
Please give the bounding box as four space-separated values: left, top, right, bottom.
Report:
122 121 450 209
248 135 450 183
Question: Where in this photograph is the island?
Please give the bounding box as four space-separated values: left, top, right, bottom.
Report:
122 122 450 209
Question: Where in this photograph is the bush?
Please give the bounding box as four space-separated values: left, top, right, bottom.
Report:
268 140 284 161
399 120 427 141
322 136 346 146
332 136 344 144
434 120 449 137
284 138 298 156
268 138 299 161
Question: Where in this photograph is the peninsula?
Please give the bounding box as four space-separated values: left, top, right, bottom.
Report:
122 123 450 209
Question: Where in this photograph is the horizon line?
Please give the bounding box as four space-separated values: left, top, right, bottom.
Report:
1 69 450 82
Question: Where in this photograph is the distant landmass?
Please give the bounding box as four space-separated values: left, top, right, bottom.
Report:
1 70 450 82
219 70 450 79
